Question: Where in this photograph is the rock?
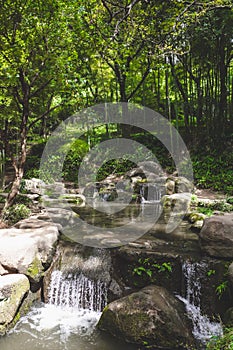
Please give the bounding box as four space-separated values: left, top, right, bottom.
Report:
14 217 60 230
161 193 191 213
98 285 194 349
175 177 194 193
228 262 233 287
138 161 164 176
0 274 30 335
59 193 86 207
24 178 44 195
187 212 206 230
166 178 175 195
45 207 79 227
199 214 233 258
223 307 233 326
99 183 118 201
0 222 59 284
42 182 66 196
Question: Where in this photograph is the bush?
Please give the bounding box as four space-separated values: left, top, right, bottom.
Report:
62 139 89 181
191 149 233 195
207 328 233 349
2 204 31 225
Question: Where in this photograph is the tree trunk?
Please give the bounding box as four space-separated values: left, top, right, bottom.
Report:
4 69 29 210
4 120 27 209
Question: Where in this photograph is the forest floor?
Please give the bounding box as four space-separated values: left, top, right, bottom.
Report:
194 188 226 200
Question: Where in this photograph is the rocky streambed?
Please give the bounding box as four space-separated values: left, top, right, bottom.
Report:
0 170 233 349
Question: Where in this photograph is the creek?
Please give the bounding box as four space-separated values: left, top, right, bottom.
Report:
0 185 226 349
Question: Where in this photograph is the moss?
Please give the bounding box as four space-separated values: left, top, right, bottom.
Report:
27 256 43 281
0 276 30 334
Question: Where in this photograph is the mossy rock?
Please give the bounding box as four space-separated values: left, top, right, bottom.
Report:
0 274 30 335
26 256 44 283
98 285 195 349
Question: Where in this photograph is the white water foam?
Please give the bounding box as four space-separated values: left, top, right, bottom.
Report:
178 261 223 344
11 269 107 347
48 270 107 312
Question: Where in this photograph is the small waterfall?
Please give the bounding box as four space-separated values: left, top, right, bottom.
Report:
140 183 161 203
178 261 223 345
48 270 107 312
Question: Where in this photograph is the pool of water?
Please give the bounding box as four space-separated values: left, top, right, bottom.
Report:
0 303 137 350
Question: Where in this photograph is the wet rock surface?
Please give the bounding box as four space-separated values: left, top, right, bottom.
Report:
199 214 233 258
98 285 195 349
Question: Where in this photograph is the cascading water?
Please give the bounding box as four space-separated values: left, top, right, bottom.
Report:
178 261 223 346
0 249 136 350
48 270 107 312
140 183 161 203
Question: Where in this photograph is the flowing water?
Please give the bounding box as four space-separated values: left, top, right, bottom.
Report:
0 187 223 349
0 269 137 350
178 261 223 346
140 182 162 203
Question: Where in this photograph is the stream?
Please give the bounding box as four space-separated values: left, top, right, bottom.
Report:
0 269 137 350
0 190 225 350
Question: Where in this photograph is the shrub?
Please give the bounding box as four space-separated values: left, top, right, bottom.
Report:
2 204 31 225
207 328 233 349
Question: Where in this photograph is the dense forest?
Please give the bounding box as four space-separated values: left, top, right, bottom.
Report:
0 2 233 349
0 0 232 205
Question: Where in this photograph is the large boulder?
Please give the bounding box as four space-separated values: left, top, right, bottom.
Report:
98 285 194 349
199 214 233 258
0 274 30 335
0 219 59 284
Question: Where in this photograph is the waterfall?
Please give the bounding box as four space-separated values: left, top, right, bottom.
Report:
48 270 107 312
178 261 223 345
140 183 161 203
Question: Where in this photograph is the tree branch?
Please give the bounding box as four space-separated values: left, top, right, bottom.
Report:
127 57 151 100
28 104 60 130
29 78 53 98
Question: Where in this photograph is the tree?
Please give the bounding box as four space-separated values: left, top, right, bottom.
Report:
0 0 72 208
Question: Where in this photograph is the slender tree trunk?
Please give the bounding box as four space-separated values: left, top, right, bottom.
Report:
217 35 228 139
4 69 29 209
4 115 28 209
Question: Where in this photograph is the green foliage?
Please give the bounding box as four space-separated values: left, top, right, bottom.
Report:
227 197 233 205
2 204 31 225
197 207 214 217
14 194 33 206
192 150 233 195
207 269 216 277
63 139 89 181
97 159 136 182
207 328 233 349
215 281 228 299
133 258 172 282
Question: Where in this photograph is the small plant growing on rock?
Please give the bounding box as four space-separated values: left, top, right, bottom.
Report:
133 258 172 282
215 281 228 299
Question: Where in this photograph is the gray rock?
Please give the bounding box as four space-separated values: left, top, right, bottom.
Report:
0 274 30 335
199 214 233 258
228 262 233 287
166 178 175 195
175 176 194 193
0 223 59 283
223 307 233 326
24 178 45 194
138 161 164 176
161 193 191 213
98 285 194 349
